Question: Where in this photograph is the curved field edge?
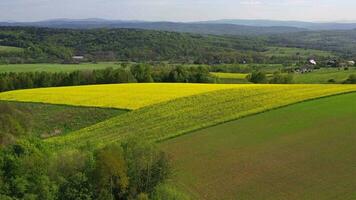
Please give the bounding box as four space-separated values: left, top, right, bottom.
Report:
161 92 356 200
0 83 247 110
46 84 356 149
0 100 127 138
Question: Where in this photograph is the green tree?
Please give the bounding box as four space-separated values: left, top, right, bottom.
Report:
92 144 129 200
131 64 154 83
247 71 268 83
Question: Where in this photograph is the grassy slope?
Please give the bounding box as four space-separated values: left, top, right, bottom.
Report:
0 101 126 137
0 83 243 110
212 72 250 84
161 92 356 200
0 62 122 73
46 84 356 149
293 68 356 84
263 47 334 58
0 45 24 54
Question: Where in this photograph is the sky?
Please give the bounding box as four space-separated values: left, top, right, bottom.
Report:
1 0 356 22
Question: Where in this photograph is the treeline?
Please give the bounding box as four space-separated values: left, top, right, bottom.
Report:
0 26 267 64
0 65 216 92
0 137 189 200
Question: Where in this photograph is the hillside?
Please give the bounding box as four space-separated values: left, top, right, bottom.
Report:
162 92 356 199
268 30 356 58
22 83 355 149
0 26 266 64
0 19 306 35
201 19 356 30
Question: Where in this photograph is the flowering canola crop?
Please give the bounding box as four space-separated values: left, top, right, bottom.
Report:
0 83 246 110
45 84 356 148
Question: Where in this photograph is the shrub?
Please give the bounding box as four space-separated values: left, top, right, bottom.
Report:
269 72 294 84
247 71 267 83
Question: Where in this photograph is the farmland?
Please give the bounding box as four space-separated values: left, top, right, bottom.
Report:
0 45 24 54
211 72 250 83
0 62 122 73
263 47 334 58
0 101 126 138
161 92 356 200
293 68 356 83
40 84 356 148
2 18 356 200
0 83 244 110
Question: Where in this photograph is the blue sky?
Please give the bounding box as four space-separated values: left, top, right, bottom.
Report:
1 0 356 22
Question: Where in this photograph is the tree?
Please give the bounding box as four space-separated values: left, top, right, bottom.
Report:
92 144 129 200
131 64 154 83
269 72 294 84
122 138 170 197
247 71 267 83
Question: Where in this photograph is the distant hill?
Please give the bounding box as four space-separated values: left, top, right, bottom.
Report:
200 19 356 30
0 19 307 36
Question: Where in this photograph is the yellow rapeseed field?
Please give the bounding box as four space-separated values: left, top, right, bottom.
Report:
46 84 356 148
0 83 247 110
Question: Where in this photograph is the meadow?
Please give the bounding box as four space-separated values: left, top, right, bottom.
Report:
0 101 126 138
263 47 334 58
211 72 250 83
293 68 356 83
0 45 24 54
161 92 356 200
40 84 356 148
213 68 356 84
0 62 122 73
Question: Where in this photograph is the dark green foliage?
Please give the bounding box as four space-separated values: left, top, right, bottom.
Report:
0 138 57 200
269 72 294 84
247 71 268 83
0 27 267 64
0 65 216 92
0 67 135 92
0 137 173 200
93 144 129 200
268 30 356 59
131 64 154 83
122 138 171 197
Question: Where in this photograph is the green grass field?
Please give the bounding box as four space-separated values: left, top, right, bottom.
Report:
162 92 356 200
263 47 334 58
293 68 356 83
0 62 122 73
0 101 126 138
0 45 24 54
43 84 356 149
212 72 250 84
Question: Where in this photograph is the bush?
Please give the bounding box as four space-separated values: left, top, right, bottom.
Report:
344 74 356 84
269 72 294 84
247 71 267 83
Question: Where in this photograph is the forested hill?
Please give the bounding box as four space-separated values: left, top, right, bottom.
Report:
0 27 268 64
0 20 307 36
268 30 356 58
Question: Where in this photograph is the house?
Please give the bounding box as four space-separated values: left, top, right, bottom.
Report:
72 55 84 60
308 59 317 65
348 60 355 66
